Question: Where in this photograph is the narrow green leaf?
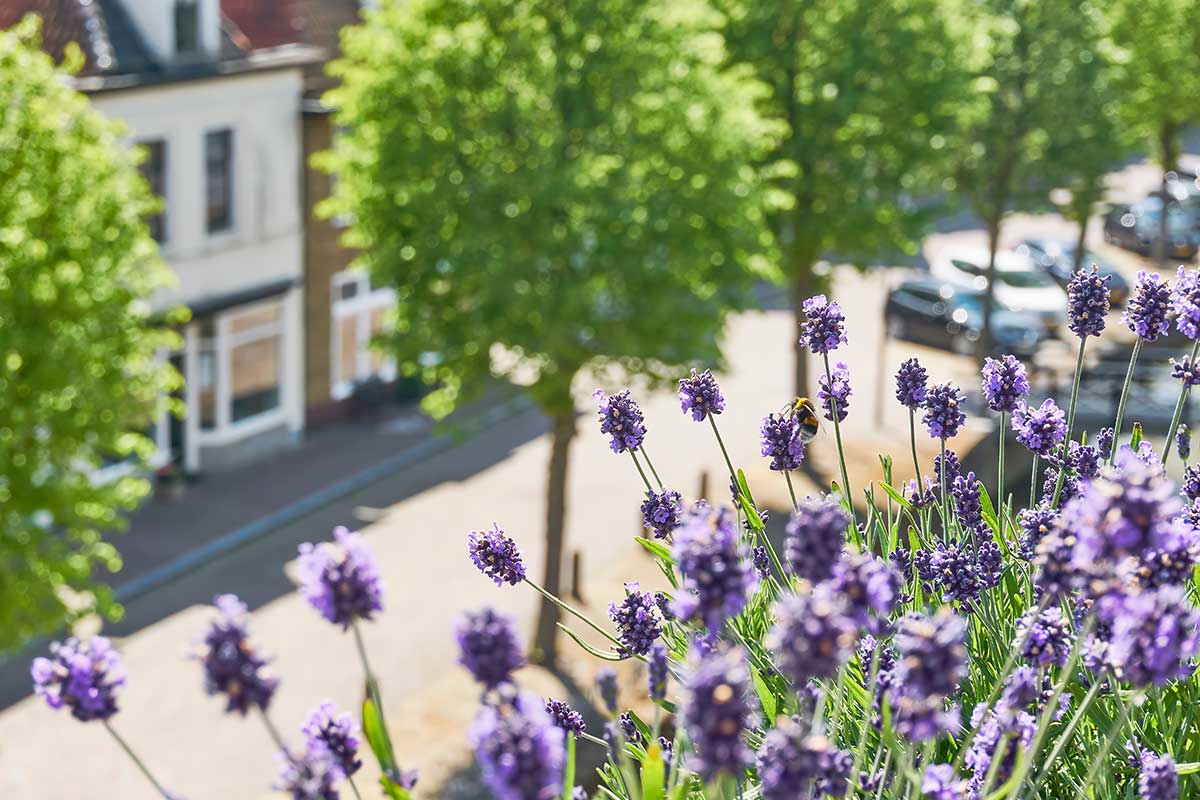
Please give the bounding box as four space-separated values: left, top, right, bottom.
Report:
558 623 622 660
751 663 777 721
362 695 397 772
641 740 667 800
636 537 674 562
877 481 912 509
561 733 577 800
379 775 413 800
1131 422 1143 451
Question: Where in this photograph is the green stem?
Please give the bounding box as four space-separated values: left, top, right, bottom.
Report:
1109 338 1142 464
822 353 854 518
629 450 654 494
347 776 365 800
523 578 625 652
1029 455 1039 510
784 469 799 511
997 412 1006 546
640 445 665 489
1163 338 1200 468
939 437 949 539
1051 338 1087 507
708 415 737 485
909 408 922 487
103 721 173 799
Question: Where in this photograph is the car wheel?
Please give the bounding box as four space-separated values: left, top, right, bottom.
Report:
886 317 906 341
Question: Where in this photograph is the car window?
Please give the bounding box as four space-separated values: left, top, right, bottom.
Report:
995 271 1056 289
951 259 982 276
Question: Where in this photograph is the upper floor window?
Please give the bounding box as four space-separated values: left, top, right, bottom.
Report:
138 139 167 243
175 0 199 55
205 129 233 233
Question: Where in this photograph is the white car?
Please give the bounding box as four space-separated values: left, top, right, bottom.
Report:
929 245 1067 335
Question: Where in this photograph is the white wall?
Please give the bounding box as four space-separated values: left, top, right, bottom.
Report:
93 68 306 312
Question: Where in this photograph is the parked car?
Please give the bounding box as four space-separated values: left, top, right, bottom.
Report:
1103 197 1199 259
1016 238 1130 306
928 244 1067 333
885 279 1048 357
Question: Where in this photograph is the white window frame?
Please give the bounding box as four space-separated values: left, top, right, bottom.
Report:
330 270 397 401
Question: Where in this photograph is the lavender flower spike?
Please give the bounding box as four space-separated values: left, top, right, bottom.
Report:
1174 266 1200 339
678 368 725 421
1066 265 1111 338
670 505 757 630
470 691 565 800
785 495 850 583
192 594 279 715
1124 271 1173 342
767 583 857 686
1178 424 1191 462
681 645 755 780
593 388 647 453
468 523 527 586
818 361 852 422
1012 399 1066 457
760 413 805 471
923 382 966 440
1171 356 1200 387
302 701 362 779
608 582 663 658
981 355 1029 413
297 526 384 630
756 716 852 800
31 637 124 722
800 294 848 353
1138 750 1179 800
895 357 929 410
640 489 683 539
545 698 586 737
455 607 524 688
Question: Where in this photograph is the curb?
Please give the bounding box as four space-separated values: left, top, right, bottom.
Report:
114 395 536 603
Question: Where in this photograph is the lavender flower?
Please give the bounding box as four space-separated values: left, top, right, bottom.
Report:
31 637 124 722
1174 266 1200 339
976 539 1003 590
678 369 725 422
752 545 771 578
275 747 339 800
755 717 852 800
469 691 565 800
593 388 647 453
927 543 982 606
1138 751 1178 800
1066 266 1111 338
1096 427 1115 459
1017 605 1072 667
608 583 663 658
296 526 384 630
934 450 962 490
1137 530 1200 589
597 668 618 714
832 551 902 628
1070 451 1184 566
619 711 642 744
1177 425 1191 462
904 476 937 508
760 413 805 471
800 294 848 353
767 583 857 686
785 496 849 582
192 594 278 715
892 609 967 741
648 642 669 701
455 607 524 688
818 361 852 423
858 635 897 720
981 355 1029 413
1172 356 1200 387
923 382 966 440
964 702 1035 793
302 702 362 779
468 523 527 586
1124 271 1173 342
951 473 984 533
1099 585 1200 687
545 698 586 737
640 489 683 539
1182 465 1200 502
922 764 969 799
1012 399 1067 457
680 646 755 780
671 506 757 630
895 358 929 409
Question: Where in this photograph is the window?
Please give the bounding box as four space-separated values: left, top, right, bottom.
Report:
175 0 199 55
205 129 233 233
138 140 167 242
229 303 282 422
331 271 397 400
197 319 217 430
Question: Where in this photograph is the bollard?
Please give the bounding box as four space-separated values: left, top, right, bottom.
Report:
570 550 585 603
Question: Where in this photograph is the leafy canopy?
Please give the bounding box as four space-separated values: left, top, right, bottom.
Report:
0 18 177 650
319 0 782 415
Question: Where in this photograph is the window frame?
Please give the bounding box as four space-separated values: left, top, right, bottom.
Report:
330 271 397 401
205 128 234 234
174 0 200 56
138 139 168 243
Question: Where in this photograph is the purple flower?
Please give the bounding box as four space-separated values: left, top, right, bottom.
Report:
1070 451 1184 567
275 747 339 800
818 361 852 422
1012 399 1066 457
927 543 982 607
680 646 755 780
767 583 857 686
785 495 849 582
892 610 967 741
801 294 848 353
640 489 683 539
678 369 725 421
1138 750 1178 800
1124 271 1173 342
951 472 984 533
1067 266 1111 338
296 526 384 630
1182 465 1200 502
593 388 647 453
964 702 1036 793
302 702 362 779
752 545 771 578
545 698 586 737
1171 356 1200 387
760 413 805 471
904 476 937 508
858 635 897 720
670 506 757 630
455 607 524 688
1017 605 1072 667
895 358 929 409
1099 586 1200 687
596 668 618 714
1177 425 1191 462
832 551 902 628
976 539 1003 590
981 355 1029 413
755 716 852 800
934 450 962 491
468 523 527 586
619 711 642 743
1096 427 1115 459
1174 266 1200 339
608 582 663 658
648 642 668 701
923 382 966 439
1137 528 1200 589
1033 526 1080 598
469 691 565 800
31 637 124 722
922 764 969 799
192 594 278 715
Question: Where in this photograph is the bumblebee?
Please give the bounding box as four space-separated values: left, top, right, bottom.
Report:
782 397 820 444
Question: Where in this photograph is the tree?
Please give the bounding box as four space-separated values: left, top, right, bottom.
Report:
953 0 1107 355
715 0 967 397
0 18 177 651
321 0 779 665
1107 0 1200 265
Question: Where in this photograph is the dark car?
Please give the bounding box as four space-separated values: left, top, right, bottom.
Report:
1103 198 1199 259
1017 238 1130 306
885 279 1048 357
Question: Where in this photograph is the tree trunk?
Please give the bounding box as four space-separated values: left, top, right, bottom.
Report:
1158 120 1179 267
790 266 813 400
1073 209 1089 273
530 407 577 667
979 216 1002 361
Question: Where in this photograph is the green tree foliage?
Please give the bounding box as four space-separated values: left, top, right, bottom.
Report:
0 18 177 650
715 0 967 395
953 0 1107 353
1107 0 1200 263
320 0 780 663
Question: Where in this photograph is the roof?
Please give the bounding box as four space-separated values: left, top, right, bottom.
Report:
221 0 304 50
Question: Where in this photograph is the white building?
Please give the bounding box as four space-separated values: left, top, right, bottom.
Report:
11 0 322 472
